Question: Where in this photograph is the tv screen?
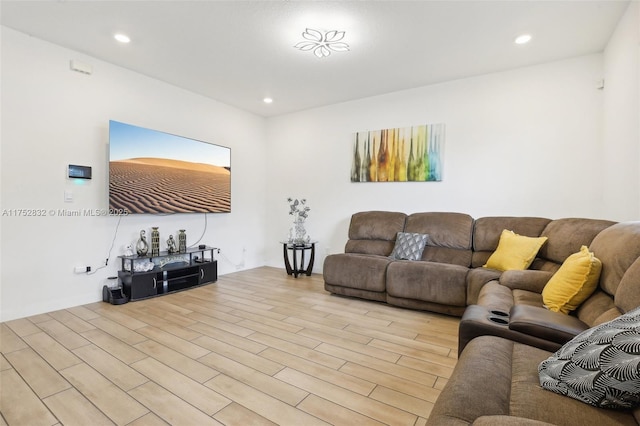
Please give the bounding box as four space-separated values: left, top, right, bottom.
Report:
108 120 231 214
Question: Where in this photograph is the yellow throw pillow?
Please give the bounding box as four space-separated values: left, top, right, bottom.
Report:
542 245 602 315
483 229 548 272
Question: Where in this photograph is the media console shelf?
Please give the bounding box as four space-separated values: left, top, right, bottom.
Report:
118 246 217 301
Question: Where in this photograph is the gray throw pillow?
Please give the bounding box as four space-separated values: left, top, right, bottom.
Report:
389 232 429 261
538 305 640 409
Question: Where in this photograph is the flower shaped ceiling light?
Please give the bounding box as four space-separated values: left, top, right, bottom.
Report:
294 28 350 58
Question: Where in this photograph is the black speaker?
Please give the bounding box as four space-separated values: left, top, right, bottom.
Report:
102 285 129 305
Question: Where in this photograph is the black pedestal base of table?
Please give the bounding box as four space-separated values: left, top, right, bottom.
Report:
282 242 316 278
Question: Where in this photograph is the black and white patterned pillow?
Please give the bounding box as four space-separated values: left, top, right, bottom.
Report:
389 232 429 261
538 306 640 409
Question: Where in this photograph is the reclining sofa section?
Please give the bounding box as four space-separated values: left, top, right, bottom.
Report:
323 211 615 318
429 222 640 425
460 221 640 353
324 211 475 316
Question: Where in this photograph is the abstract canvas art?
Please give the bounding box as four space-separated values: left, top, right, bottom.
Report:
351 123 444 182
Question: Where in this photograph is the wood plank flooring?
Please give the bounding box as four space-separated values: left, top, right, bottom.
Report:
0 266 459 426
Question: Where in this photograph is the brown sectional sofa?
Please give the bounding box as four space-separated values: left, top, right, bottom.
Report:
427 335 640 425
323 211 640 425
324 211 616 328
460 221 640 354
324 211 639 351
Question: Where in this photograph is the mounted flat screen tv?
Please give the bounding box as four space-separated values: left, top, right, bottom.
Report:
108 120 231 214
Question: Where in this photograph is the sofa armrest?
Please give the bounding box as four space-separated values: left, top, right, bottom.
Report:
473 416 557 426
508 305 589 344
499 270 553 293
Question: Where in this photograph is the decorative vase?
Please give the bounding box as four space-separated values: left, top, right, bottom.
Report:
178 229 187 253
294 214 307 243
151 227 160 256
136 230 149 256
167 235 177 254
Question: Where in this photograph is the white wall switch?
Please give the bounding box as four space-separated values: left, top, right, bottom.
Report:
64 190 73 202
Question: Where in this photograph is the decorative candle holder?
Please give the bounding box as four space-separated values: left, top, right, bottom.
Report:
178 229 187 253
151 227 160 256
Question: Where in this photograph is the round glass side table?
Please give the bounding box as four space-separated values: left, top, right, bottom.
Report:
280 241 317 278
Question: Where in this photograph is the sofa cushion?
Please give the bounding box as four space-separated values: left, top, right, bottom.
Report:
589 222 640 299
472 217 551 268
499 270 554 293
322 253 391 292
477 280 514 312
427 336 514 424
472 416 556 425
388 232 429 261
467 268 503 305
345 211 406 256
512 289 544 307
345 239 396 256
537 218 614 265
616 257 640 315
386 261 468 307
348 211 407 241
405 212 473 249
484 230 548 272
576 290 620 327
541 246 602 315
538 306 640 409
405 212 474 267
428 336 638 425
570 222 640 328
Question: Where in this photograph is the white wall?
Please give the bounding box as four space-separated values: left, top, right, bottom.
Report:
603 1 640 220
265 55 608 271
0 27 268 321
2 3 639 321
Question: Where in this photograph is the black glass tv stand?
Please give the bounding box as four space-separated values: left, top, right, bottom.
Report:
117 246 217 301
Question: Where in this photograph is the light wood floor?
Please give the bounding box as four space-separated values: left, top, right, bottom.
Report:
0 266 459 426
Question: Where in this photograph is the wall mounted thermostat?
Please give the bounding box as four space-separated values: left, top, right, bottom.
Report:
68 164 92 179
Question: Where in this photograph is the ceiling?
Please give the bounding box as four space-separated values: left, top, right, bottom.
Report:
0 0 630 117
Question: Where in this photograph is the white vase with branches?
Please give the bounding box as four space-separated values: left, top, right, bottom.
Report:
287 198 311 243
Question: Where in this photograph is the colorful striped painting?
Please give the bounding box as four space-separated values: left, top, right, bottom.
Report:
351 124 444 182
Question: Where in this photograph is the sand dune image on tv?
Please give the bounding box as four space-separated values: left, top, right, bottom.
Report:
108 120 231 214
109 157 231 214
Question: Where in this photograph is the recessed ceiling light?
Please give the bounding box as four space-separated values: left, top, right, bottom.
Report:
263 98 273 104
114 33 131 43
514 34 532 45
